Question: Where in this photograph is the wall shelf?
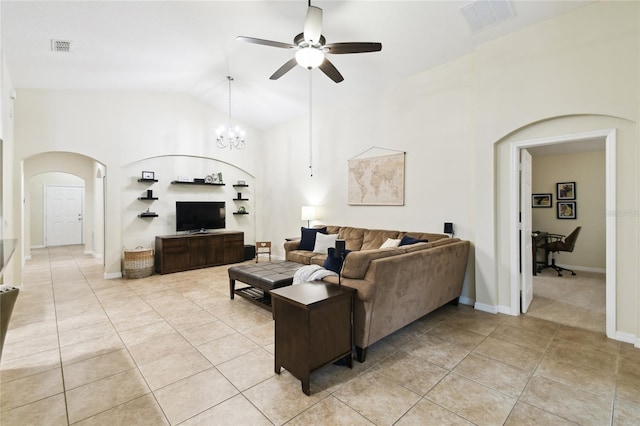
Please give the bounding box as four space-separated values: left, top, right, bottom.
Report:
171 181 225 186
233 212 249 215
233 198 249 201
138 197 159 201
233 184 249 188
138 178 158 183
138 213 158 218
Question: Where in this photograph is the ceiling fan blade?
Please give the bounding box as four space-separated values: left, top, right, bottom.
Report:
318 58 344 83
270 58 298 80
236 36 296 50
324 42 382 54
303 6 323 44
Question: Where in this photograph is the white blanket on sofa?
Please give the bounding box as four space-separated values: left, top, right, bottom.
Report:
293 264 338 285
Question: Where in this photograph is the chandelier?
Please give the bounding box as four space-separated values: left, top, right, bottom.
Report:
216 76 246 150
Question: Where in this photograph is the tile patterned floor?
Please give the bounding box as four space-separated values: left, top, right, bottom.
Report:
1 246 639 425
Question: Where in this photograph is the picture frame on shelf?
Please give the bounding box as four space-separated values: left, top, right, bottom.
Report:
532 193 552 208
142 171 155 180
556 182 576 200
557 201 577 219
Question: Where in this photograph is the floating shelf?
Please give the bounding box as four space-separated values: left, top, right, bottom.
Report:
233 184 249 187
138 213 158 218
233 212 249 215
138 178 158 183
171 181 225 186
233 198 249 201
138 197 159 201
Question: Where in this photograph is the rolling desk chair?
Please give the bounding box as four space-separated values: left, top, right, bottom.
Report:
538 226 582 276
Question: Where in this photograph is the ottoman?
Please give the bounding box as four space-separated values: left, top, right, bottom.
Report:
228 261 302 311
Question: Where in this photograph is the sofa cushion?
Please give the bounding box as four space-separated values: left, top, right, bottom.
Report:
361 229 399 250
399 235 429 246
341 248 402 279
323 247 351 273
380 238 402 248
338 226 366 251
287 250 318 265
399 231 449 242
313 233 338 254
299 227 327 251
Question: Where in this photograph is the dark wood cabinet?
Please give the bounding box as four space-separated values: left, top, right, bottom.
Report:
155 231 243 274
271 282 355 395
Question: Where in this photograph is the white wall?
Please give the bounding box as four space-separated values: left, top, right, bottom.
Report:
259 2 639 339
532 150 606 271
8 2 640 342
14 91 259 277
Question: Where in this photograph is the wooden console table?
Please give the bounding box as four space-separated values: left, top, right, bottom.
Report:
271 282 355 395
155 231 243 274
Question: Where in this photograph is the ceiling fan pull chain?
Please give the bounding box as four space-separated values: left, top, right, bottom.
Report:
309 70 313 177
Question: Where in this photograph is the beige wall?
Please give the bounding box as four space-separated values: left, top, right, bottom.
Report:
532 150 606 271
7 2 640 344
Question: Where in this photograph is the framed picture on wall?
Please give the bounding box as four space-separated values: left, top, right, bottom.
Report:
557 201 577 219
532 193 552 208
557 182 576 200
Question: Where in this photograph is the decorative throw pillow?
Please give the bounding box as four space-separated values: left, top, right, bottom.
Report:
313 233 339 254
323 247 351 274
399 235 429 246
379 238 402 249
299 227 327 251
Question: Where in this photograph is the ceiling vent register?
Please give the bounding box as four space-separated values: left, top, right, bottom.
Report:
460 0 515 33
51 39 71 52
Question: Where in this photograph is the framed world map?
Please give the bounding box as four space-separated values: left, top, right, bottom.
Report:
348 152 405 205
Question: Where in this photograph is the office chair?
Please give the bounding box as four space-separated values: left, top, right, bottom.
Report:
538 226 582 276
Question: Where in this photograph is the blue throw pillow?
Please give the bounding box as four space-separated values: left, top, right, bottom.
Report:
299 227 327 251
323 247 351 274
399 235 429 246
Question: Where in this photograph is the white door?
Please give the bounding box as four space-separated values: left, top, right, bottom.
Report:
45 186 84 246
520 149 533 313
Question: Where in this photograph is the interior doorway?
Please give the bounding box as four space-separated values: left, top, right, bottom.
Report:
509 129 616 338
45 185 84 246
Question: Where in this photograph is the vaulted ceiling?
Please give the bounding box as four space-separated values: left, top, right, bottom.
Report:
2 1 591 130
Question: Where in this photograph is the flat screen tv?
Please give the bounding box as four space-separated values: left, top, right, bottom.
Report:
176 201 225 232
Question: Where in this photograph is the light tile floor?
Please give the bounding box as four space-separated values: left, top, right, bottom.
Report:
1 246 639 425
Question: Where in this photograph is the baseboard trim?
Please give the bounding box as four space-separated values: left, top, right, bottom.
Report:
459 296 474 306
614 331 638 346
31 245 45 249
474 303 498 314
104 272 122 279
557 264 606 274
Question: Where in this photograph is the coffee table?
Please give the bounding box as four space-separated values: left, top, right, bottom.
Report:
228 261 302 311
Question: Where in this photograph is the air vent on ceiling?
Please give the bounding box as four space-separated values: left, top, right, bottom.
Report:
51 39 72 52
460 0 515 33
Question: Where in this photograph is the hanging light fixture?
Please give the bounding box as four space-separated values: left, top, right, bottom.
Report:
216 76 246 150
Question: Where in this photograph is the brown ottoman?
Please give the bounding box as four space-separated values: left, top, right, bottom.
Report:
228 261 302 311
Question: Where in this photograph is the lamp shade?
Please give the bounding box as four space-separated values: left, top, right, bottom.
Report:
295 47 324 69
301 206 316 221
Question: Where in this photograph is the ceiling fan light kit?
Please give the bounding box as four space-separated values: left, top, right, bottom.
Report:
237 1 382 83
295 47 324 69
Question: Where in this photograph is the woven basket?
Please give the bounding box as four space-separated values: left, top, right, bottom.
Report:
123 246 154 279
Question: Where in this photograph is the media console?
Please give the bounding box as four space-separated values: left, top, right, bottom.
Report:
155 231 244 274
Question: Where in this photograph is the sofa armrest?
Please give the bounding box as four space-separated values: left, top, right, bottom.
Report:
284 239 301 255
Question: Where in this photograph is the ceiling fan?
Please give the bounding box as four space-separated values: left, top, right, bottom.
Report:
237 1 382 83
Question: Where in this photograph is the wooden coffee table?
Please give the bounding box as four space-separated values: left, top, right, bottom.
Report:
271 282 355 395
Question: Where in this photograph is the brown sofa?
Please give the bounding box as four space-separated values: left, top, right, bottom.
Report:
284 226 470 362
